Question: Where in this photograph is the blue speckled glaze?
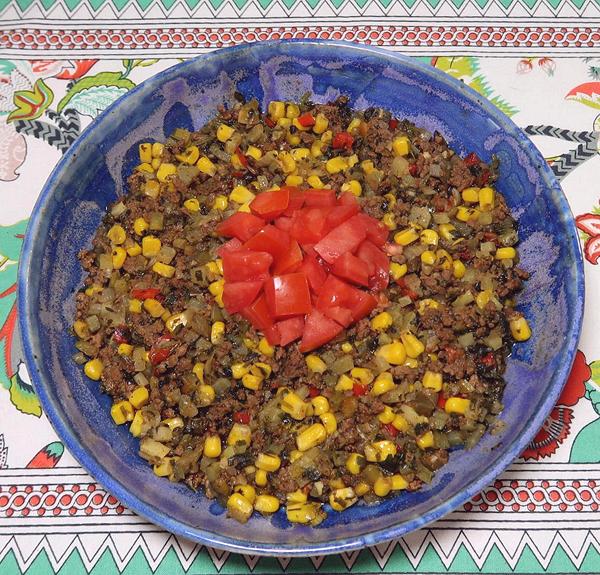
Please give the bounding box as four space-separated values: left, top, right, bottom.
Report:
19 40 584 556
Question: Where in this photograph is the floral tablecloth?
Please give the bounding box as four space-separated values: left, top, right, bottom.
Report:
2 1 600 572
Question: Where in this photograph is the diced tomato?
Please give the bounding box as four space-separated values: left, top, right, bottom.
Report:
274 216 293 233
130 288 160 300
222 280 263 314
240 293 274 332
277 316 305 346
282 187 305 216
321 305 353 327
346 289 377 321
338 191 359 206
356 240 389 290
316 274 353 310
299 309 344 352
216 212 265 242
273 239 303 275
383 423 399 437
332 132 354 150
331 251 370 287
233 411 251 424
221 250 273 282
216 237 243 257
325 204 360 231
389 118 399 130
290 207 328 245
353 383 368 396
265 273 312 319
297 112 316 127
263 324 281 346
308 385 320 398
314 215 367 264
250 188 290 220
300 252 328 293
464 152 480 167
356 213 388 246
243 225 290 261
235 148 249 168
304 189 337 207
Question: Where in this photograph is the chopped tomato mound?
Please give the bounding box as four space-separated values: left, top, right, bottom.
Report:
215 186 390 351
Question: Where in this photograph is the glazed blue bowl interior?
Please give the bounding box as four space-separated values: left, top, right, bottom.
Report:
19 40 584 555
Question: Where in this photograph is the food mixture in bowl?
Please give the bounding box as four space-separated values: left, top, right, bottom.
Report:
72 96 531 525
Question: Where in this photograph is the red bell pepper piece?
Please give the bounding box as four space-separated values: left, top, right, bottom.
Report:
332 132 354 150
297 112 316 127
131 288 161 300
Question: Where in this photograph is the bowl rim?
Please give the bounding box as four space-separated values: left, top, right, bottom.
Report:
18 39 585 556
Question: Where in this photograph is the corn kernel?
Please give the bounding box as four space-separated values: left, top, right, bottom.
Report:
365 440 397 464
390 262 408 280
307 175 324 188
438 223 457 241
111 400 134 425
149 142 163 158
461 187 480 203
456 206 480 222
401 332 425 358
197 156 217 176
208 279 224 298
416 431 435 450
129 386 149 409
246 145 262 160
376 342 406 365
361 159 375 174
277 117 292 128
129 298 142 313
279 152 296 174
392 136 410 156
311 396 329 416
257 337 274 357
420 229 439 246
256 453 281 472
287 490 308 505
156 163 176 183
227 493 253 523
126 243 142 257
255 468 268 486
107 224 126 245
423 371 443 392
143 298 165 318
268 101 285 120
73 320 89 339
133 217 149 236
296 423 327 451
285 175 304 186
197 385 215 407
371 311 393 331
136 162 154 174
382 213 396 230
338 180 361 198
345 453 365 475
321 130 333 144
351 367 374 386
496 247 516 260
253 363 272 379
371 373 395 397
84 284 102 298
281 391 307 420
110 247 126 270
182 198 200 212
175 145 200 165
84 358 104 381
313 113 329 134
510 317 531 341
229 185 254 204
341 342 353 353
286 131 300 146
436 249 453 270
404 357 419 369
394 227 419 246
329 487 358 511
392 414 409 432
151 157 162 171
289 450 302 463
141 235 161 257
128 410 144 437
310 141 324 158
228 423 251 446
378 406 395 424
242 373 262 391
291 147 310 161
416 298 439 315
445 397 471 415
355 482 370 496
476 289 492 310
139 143 152 163
255 495 280 514
152 262 175 278
211 321 225 344
216 124 235 143
320 412 337 435
453 259 466 279
303 356 325 375
232 485 256 506
335 373 354 391
286 502 325 525
373 476 392 497
479 187 495 211
326 156 348 174
421 250 436 266
391 475 409 490
285 103 300 118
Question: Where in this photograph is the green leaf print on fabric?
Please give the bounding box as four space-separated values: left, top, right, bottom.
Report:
57 71 135 117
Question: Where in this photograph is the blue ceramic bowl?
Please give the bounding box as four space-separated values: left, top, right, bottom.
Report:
19 40 584 555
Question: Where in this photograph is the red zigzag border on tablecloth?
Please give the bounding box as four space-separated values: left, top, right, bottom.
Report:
1 25 600 52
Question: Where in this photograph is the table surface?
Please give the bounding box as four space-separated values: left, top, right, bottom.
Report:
1 3 600 572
